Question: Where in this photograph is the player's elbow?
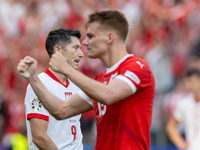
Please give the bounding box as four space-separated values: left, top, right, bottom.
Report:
53 114 66 120
52 115 62 120
32 134 45 146
32 137 40 146
99 94 115 105
52 105 71 120
52 111 67 120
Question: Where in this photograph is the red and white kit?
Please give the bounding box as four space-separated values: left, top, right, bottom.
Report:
79 54 155 150
174 93 200 150
25 69 83 150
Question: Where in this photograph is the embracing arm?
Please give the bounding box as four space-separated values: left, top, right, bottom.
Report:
63 69 132 105
17 56 93 120
50 52 133 105
30 118 58 150
28 75 93 119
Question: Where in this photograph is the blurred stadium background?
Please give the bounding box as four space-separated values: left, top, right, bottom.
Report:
0 0 200 149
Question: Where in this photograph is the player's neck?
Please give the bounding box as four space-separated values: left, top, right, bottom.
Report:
49 68 68 85
101 44 128 68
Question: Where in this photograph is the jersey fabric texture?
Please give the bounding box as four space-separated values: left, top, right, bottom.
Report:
93 54 155 150
25 69 83 150
174 93 200 150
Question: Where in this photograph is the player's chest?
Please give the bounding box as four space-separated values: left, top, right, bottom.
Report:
53 86 78 101
185 102 200 123
93 100 122 119
98 72 119 85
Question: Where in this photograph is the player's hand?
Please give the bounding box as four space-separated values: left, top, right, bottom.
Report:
17 56 38 80
50 51 69 75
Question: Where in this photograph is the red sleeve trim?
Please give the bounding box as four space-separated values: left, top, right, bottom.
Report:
27 113 49 121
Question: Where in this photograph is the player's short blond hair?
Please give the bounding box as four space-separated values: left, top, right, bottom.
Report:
86 10 129 42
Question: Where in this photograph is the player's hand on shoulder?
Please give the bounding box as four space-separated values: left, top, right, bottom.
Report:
17 56 38 79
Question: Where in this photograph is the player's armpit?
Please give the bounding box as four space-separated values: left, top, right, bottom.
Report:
29 118 59 150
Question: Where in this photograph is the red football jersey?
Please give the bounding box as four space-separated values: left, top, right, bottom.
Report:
93 55 155 150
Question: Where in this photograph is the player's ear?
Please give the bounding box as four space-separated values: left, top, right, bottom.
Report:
54 45 62 52
107 33 114 44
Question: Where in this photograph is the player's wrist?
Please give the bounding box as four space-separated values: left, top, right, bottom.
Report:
28 73 38 84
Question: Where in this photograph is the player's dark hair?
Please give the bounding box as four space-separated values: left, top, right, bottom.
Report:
45 28 81 58
86 10 129 42
186 68 200 78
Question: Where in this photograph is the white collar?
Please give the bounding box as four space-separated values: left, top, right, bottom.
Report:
106 54 133 73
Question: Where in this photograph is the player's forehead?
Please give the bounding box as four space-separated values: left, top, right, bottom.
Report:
86 22 106 36
66 36 81 47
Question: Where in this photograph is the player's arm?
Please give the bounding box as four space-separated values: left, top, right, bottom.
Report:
67 73 133 105
29 118 58 150
166 117 188 149
30 77 93 120
50 52 133 105
29 75 93 120
17 56 93 120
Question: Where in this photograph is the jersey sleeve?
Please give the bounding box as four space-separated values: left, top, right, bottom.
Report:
77 90 93 106
116 59 153 94
25 84 50 121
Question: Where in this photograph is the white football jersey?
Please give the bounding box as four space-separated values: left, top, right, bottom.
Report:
25 69 83 150
174 93 200 150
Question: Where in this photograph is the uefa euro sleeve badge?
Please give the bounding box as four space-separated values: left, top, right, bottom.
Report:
31 98 42 111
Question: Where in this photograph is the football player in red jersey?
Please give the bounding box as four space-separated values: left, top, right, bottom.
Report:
17 10 155 150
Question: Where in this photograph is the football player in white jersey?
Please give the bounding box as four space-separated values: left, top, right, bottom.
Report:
24 28 84 150
167 69 200 150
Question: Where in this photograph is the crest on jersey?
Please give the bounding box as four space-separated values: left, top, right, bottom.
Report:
31 98 42 111
65 92 72 100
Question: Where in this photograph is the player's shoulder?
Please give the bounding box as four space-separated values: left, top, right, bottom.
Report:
26 72 50 89
124 55 148 65
38 71 49 79
68 79 81 90
177 93 194 108
121 55 151 73
38 71 53 84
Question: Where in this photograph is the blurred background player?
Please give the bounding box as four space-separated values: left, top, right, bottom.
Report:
24 28 84 150
166 69 200 150
17 10 155 150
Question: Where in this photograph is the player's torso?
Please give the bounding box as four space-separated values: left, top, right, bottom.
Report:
26 70 83 150
93 55 154 150
46 78 82 150
181 96 200 150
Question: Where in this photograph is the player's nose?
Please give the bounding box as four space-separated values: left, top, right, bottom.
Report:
82 38 88 46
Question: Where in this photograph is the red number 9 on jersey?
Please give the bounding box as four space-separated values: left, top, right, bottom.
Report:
71 125 76 141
